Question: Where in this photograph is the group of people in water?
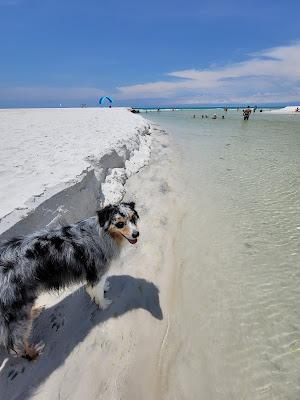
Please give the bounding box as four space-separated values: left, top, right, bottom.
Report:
138 106 299 117
143 105 272 120
190 106 265 121
192 114 225 119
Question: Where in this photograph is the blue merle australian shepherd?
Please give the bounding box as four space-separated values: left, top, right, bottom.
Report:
0 202 139 360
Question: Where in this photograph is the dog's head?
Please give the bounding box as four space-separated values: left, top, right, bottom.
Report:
97 202 140 245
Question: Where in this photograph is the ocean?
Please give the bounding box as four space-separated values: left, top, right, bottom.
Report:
146 109 300 399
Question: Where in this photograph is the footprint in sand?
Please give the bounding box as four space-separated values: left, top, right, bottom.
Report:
50 312 65 332
7 364 25 381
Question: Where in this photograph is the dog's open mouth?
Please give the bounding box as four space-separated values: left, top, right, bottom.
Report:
122 235 138 244
127 238 138 244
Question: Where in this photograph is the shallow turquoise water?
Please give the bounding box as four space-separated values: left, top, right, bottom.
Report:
147 110 300 399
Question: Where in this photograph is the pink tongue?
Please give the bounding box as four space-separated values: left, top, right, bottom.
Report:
128 238 137 244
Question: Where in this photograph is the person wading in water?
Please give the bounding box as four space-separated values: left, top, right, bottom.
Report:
243 106 252 120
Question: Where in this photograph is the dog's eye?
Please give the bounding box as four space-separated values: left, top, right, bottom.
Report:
115 222 125 229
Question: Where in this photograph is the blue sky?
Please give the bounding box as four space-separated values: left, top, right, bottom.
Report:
0 0 299 107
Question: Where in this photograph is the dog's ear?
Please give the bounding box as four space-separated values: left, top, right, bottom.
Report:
128 201 139 219
128 201 135 210
97 205 114 230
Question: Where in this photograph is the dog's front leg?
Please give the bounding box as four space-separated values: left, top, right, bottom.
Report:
86 276 112 310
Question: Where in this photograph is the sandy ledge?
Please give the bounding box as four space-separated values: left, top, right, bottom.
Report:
0 110 183 400
0 108 151 241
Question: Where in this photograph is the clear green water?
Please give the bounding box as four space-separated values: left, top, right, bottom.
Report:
147 110 300 399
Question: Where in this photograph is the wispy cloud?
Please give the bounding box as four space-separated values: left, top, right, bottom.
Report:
117 42 300 104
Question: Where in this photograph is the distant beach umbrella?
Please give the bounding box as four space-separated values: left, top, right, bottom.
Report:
99 96 113 106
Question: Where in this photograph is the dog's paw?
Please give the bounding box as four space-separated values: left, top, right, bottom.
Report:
23 348 38 361
23 341 45 361
94 296 112 310
35 341 45 354
101 298 112 310
50 312 65 331
104 279 111 293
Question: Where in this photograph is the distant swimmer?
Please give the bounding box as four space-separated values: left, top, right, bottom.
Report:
212 114 217 119
222 115 225 119
296 107 300 112
193 114 196 118
205 115 208 118
243 106 252 120
201 115 204 119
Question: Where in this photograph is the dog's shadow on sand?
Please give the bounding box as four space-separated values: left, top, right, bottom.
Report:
0 275 163 400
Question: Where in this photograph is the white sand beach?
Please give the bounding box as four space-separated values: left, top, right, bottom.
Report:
268 105 300 114
0 109 183 399
0 108 151 240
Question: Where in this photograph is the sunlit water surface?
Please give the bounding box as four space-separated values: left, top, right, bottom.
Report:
147 110 300 400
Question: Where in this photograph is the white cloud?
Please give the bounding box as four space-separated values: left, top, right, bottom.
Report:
117 42 300 103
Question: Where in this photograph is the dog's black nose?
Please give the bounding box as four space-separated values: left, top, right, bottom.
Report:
132 231 139 238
